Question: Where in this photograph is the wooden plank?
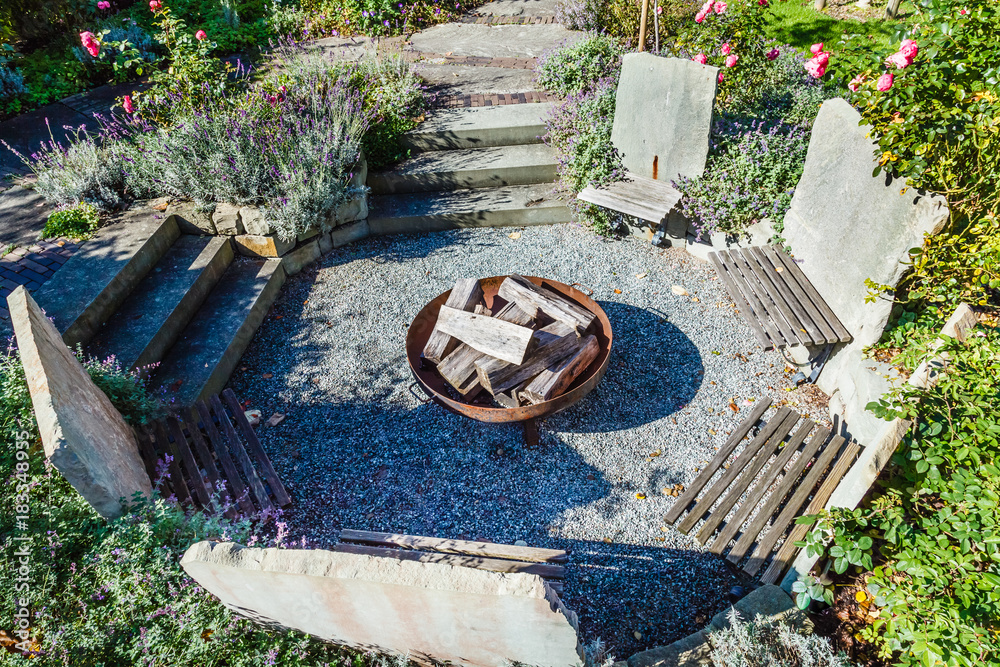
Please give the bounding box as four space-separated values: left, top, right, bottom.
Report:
767 246 851 343
721 250 793 349
133 424 160 484
435 304 539 365
333 543 566 579
166 415 213 507
497 274 595 335
210 394 273 512
708 420 821 553
728 249 806 347
222 389 291 507
195 400 256 516
521 334 599 404
698 418 813 544
152 419 191 505
476 328 582 396
339 529 569 563
578 188 670 224
692 411 800 542
181 406 224 501
423 278 485 364
757 246 837 345
747 246 831 345
664 398 772 524
677 409 798 534
760 440 861 584
737 435 849 574
708 252 773 350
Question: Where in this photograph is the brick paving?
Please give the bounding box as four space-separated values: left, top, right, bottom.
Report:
460 15 559 25
433 90 562 108
0 238 82 322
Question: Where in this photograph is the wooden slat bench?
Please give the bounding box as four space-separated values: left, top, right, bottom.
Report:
665 400 859 584
709 245 852 351
337 529 568 595
134 388 290 515
577 173 683 226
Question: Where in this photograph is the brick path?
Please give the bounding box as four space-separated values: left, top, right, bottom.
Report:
460 15 559 25
0 239 82 321
433 90 562 108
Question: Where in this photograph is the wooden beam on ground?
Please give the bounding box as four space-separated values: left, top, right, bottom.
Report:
497 275 595 335
339 529 569 563
333 543 566 579
435 304 539 365
423 278 484 364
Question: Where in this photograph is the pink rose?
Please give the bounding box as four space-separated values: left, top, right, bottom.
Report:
900 39 918 59
656 5 662 13
718 71 725 83
720 42 731 56
725 54 738 68
959 8 967 14
810 42 824 55
713 1 727 13
766 47 779 61
195 29 207 40
695 9 707 22
86 44 100 57
876 72 894 91
701 0 712 10
122 95 134 113
848 75 863 92
804 58 826 78
149 0 161 9
886 51 911 69
814 51 829 67
693 53 708 64
758 0 767 5
80 31 97 47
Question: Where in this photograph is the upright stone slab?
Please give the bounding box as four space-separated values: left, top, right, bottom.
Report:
7 287 151 519
783 98 948 353
611 54 717 182
182 541 582 667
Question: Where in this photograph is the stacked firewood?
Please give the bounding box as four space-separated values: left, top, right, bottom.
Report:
422 275 600 408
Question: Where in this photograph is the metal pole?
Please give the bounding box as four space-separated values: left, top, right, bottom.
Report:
638 0 649 52
653 0 660 53
886 0 901 18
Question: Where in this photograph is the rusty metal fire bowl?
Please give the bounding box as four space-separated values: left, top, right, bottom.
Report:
406 276 613 441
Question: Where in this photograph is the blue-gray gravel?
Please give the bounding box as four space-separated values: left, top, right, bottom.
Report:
227 223 829 657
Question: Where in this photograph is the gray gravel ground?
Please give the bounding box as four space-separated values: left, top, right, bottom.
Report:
227 223 829 658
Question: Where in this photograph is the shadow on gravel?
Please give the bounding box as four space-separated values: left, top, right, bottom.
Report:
548 301 703 433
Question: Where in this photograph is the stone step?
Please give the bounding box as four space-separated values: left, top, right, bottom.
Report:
32 208 179 348
86 235 234 373
402 102 554 152
368 143 558 195
149 258 286 406
368 183 570 235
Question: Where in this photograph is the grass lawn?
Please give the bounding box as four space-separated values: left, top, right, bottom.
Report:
765 0 916 51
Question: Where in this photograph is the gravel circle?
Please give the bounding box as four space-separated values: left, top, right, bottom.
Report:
227 223 829 658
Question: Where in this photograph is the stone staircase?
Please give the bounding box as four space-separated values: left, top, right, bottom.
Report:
367 102 571 233
32 208 285 407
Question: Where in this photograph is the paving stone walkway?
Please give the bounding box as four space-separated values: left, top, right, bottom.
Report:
0 238 81 322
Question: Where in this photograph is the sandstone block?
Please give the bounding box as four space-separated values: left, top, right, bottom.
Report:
235 234 295 258
240 206 271 235
324 219 370 251
166 201 217 235
7 287 152 519
213 202 244 235
281 238 321 276
181 541 582 667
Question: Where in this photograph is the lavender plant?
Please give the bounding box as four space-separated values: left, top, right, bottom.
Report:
554 0 603 32
709 609 853 667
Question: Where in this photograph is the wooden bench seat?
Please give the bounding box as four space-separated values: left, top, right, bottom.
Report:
709 245 852 351
577 172 682 224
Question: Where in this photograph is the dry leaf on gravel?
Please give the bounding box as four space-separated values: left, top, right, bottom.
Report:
671 285 688 295
267 413 286 427
508 231 521 240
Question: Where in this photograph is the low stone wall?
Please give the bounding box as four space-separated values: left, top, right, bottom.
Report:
181 540 583 667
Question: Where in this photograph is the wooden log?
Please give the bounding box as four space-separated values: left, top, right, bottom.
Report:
476 327 583 396
435 304 539 365
497 275 596 335
473 304 492 316
423 278 484 364
436 302 533 397
521 334 599 404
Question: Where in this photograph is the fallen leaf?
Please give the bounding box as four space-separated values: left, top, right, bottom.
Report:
712 350 721 355
240 366 248 371
169 379 183 391
634 631 643 640
855 590 868 603
660 526 668 532
508 231 521 240
655 536 666 542
244 409 262 426
708 428 717 435
267 412 286 427
262 372 273 379
729 402 739 412
671 285 688 296
635 272 647 279
602 537 612 543
691 297 700 302
613 288 622 294
775 266 784 273
649 449 661 457
274 314 283 319
445 51 453 55
311 377 321 384
635 492 646 500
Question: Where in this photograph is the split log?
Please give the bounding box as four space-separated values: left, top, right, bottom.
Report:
473 305 492 316
476 325 584 396
422 279 484 364
497 275 596 335
435 305 539 365
494 379 532 409
521 335 599 404
436 303 534 398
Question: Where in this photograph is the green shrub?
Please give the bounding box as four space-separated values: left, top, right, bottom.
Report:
709 609 853 667
535 32 626 97
795 326 1000 667
41 202 99 239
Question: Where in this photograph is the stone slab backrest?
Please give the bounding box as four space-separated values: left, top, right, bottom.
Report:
182 541 583 667
781 97 948 353
611 53 718 182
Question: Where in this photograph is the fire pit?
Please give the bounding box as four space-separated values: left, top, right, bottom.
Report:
406 275 613 445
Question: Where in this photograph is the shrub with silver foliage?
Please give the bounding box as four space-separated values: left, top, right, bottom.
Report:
0 63 26 100
709 608 853 667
